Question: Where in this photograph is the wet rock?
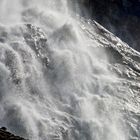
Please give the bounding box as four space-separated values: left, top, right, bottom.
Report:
0 21 140 139
23 24 50 68
1 127 7 131
81 18 140 139
78 0 140 52
0 127 27 140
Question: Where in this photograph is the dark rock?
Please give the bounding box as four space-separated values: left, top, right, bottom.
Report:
0 127 27 140
77 0 140 52
1 127 7 131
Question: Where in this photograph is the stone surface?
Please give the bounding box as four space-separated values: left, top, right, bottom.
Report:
0 127 27 140
77 0 140 52
80 19 140 139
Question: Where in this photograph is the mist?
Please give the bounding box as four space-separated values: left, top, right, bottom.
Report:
0 0 135 140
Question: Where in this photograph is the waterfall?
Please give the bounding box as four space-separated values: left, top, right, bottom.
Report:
0 0 129 140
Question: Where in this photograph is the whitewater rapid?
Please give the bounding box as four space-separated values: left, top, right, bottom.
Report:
0 0 130 140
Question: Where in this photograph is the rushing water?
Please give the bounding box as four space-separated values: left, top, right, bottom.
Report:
0 0 129 140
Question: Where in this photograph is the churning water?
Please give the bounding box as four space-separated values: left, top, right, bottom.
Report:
0 0 129 140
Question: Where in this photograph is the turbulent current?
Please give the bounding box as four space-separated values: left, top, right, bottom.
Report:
0 0 140 140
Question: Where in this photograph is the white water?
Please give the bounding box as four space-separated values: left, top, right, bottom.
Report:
0 0 128 140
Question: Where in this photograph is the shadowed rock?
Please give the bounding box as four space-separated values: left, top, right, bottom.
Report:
0 127 27 140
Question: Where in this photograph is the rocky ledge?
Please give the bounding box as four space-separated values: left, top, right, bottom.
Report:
0 127 27 140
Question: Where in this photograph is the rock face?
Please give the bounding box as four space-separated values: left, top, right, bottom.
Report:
0 19 140 139
77 0 140 52
0 127 26 140
81 19 140 139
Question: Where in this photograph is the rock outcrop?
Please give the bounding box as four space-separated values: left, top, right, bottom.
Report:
0 127 27 140
77 0 140 52
79 18 140 139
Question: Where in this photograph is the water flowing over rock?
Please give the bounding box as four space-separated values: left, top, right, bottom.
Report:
76 0 140 52
0 0 140 140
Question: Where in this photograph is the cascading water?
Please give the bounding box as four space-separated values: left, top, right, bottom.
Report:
0 0 131 140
